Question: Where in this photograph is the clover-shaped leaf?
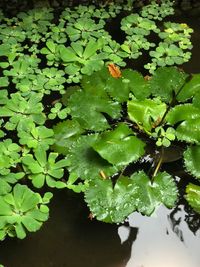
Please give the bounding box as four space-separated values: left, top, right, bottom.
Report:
41 40 60 66
92 123 145 166
0 184 53 240
48 102 70 120
152 126 176 147
22 148 70 188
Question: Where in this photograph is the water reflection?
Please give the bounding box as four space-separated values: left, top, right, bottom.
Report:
123 205 200 267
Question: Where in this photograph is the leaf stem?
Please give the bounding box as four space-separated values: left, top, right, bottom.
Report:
158 75 192 126
152 147 163 178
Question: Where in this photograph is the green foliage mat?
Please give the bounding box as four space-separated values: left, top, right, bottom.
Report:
0 1 199 240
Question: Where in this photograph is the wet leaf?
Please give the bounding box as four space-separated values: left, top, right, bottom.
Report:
68 134 118 180
85 171 177 223
128 98 166 133
149 67 188 102
184 145 200 179
185 183 200 213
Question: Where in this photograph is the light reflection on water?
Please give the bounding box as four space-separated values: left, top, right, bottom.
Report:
120 205 200 267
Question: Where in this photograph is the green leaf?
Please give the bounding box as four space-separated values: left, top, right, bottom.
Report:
177 74 200 102
67 89 121 131
128 98 166 133
52 119 84 155
166 104 200 143
185 183 200 213
59 45 79 62
105 69 150 102
22 148 69 188
85 171 177 223
184 145 200 179
0 184 51 240
149 67 188 102
92 123 145 166
68 134 118 180
83 40 98 59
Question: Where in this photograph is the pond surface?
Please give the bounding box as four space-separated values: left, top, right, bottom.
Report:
0 10 200 267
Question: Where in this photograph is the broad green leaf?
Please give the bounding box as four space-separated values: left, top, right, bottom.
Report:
67 89 121 131
151 172 178 208
166 104 200 125
149 67 188 102
185 183 200 213
177 74 200 102
128 98 166 133
184 146 200 179
92 123 145 166
174 118 200 144
68 134 118 180
85 176 137 223
52 119 84 155
166 105 200 143
85 171 177 223
106 69 150 102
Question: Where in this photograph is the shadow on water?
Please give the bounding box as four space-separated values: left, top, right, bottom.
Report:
1 8 200 267
0 190 138 267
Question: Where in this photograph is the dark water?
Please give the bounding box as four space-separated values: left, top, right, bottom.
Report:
1 11 200 267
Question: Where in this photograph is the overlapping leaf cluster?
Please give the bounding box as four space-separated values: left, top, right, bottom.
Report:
0 1 198 240
52 66 200 222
